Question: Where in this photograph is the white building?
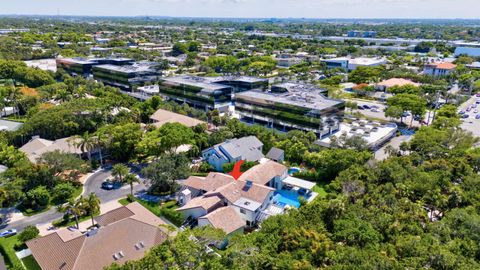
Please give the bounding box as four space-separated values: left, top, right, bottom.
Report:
323 57 386 71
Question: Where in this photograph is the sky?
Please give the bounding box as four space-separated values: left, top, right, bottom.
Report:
1 0 479 19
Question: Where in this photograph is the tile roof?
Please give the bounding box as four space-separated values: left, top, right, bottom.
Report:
182 173 234 192
238 160 287 185
435 62 457 70
206 180 274 205
19 137 83 163
377 78 420 88
27 202 168 270
176 195 222 211
198 206 245 234
150 108 206 128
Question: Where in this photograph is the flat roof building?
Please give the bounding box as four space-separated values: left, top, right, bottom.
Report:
235 83 344 137
56 57 135 77
92 63 160 90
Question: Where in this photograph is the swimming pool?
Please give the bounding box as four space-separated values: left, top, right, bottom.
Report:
288 167 300 176
273 189 309 208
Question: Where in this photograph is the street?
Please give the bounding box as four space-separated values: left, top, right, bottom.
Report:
1 168 149 231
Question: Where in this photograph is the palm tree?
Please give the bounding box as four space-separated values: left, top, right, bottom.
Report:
111 164 129 183
58 199 84 229
83 193 100 227
73 131 96 161
124 173 140 197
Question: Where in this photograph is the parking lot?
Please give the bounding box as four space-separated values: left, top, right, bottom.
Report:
460 94 480 137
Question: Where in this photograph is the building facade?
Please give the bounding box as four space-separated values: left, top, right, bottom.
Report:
92 63 160 90
235 83 345 137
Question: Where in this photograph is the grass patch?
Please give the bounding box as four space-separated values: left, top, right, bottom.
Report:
22 255 41 270
312 183 327 198
0 235 22 268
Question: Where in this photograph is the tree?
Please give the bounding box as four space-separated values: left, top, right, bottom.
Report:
138 123 195 157
58 198 84 229
124 173 139 197
349 66 384 84
142 154 189 194
112 164 129 183
72 131 96 161
52 182 77 205
25 186 50 209
172 42 188 56
37 150 88 183
82 193 100 227
387 93 427 126
98 123 142 162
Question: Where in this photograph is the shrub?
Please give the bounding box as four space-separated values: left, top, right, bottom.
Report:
127 194 135 203
52 183 76 204
160 207 183 227
17 226 39 243
25 186 50 209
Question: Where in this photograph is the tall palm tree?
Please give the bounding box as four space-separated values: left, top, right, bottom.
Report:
111 164 129 183
58 199 84 229
83 193 100 227
124 174 140 197
73 132 96 161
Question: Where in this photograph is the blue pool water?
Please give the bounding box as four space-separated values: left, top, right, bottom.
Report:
288 167 300 176
274 189 309 208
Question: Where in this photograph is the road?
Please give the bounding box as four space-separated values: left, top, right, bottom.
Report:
2 169 148 231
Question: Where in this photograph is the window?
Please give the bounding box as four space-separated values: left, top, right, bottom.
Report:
240 209 246 214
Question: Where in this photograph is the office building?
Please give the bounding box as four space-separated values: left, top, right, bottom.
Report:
158 76 233 112
56 57 134 77
322 57 386 71
235 82 344 137
347 30 377 38
92 63 161 90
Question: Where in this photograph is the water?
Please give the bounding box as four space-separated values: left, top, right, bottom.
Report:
273 189 309 208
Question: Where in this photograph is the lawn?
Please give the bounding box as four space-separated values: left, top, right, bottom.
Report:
21 255 41 270
312 183 327 198
52 212 99 228
0 235 22 268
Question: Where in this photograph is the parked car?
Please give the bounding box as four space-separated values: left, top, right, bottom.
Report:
476 114 480 119
357 105 364 110
362 105 371 110
466 107 471 112
476 93 480 97
371 108 380 112
459 110 465 115
101 180 122 190
463 114 470 119
0 229 17 238
402 112 410 117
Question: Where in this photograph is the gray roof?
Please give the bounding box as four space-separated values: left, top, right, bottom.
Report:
217 136 264 162
160 76 231 93
236 89 344 111
266 147 284 161
0 120 23 132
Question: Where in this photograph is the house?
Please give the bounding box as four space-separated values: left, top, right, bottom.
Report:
376 78 420 92
150 108 206 129
26 202 168 270
424 62 457 77
266 147 285 163
19 136 87 163
322 57 386 71
202 136 264 171
238 160 288 189
198 206 245 235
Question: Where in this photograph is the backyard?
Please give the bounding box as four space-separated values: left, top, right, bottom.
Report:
0 235 41 270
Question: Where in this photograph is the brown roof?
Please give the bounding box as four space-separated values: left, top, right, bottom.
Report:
182 173 234 192
238 160 287 185
176 195 222 212
95 206 135 227
377 78 420 88
435 62 457 70
199 206 245 234
206 180 274 205
150 109 205 128
27 202 168 270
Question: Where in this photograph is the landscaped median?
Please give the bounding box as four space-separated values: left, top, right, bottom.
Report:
119 196 183 227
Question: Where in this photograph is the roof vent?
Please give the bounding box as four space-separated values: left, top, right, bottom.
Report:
112 254 119 260
119 251 125 258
